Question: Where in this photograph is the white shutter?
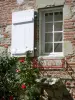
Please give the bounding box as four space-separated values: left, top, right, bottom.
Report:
11 9 34 56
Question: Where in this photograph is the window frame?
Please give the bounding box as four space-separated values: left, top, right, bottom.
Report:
39 7 64 57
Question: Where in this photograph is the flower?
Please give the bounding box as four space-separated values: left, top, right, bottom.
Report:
16 69 20 73
9 96 13 100
66 81 71 85
19 58 25 63
32 58 38 68
21 84 26 89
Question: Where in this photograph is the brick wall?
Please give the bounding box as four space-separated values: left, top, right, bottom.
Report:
63 0 75 58
0 0 74 72
0 0 36 25
0 0 36 55
0 0 74 56
0 0 75 99
64 0 75 42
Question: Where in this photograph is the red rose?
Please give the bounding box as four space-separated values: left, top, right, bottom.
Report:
21 84 26 89
66 82 71 85
9 96 13 100
16 69 20 73
19 58 25 63
32 58 38 68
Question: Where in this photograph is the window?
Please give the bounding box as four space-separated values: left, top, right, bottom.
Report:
39 8 63 56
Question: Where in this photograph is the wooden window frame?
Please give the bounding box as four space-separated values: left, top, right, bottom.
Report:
39 7 64 57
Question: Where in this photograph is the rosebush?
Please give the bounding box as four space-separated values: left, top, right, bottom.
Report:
0 51 40 100
16 52 40 100
0 56 18 99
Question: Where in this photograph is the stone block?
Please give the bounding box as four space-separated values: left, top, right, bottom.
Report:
36 0 65 8
5 25 11 34
63 5 72 20
64 41 73 56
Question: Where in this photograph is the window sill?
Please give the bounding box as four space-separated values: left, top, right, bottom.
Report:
38 53 64 59
38 53 64 69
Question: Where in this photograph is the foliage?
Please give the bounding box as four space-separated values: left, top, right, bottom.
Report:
16 52 40 100
0 56 18 99
0 51 40 100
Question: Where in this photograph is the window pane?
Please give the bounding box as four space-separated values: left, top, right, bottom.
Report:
54 12 62 21
45 33 53 42
54 33 62 41
45 23 53 32
45 13 53 22
54 43 62 52
45 43 53 53
54 22 62 31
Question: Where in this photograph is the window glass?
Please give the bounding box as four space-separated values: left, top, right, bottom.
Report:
54 22 62 31
54 12 63 21
54 43 62 52
45 43 53 53
45 23 53 32
45 33 53 42
45 13 53 22
54 33 62 41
